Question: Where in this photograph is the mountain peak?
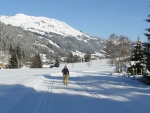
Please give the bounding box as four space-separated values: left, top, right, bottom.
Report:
14 13 27 17
0 13 91 39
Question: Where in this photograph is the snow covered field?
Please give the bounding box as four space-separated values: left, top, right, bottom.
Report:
0 59 150 113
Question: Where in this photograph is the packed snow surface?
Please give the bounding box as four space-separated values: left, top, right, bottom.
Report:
0 59 150 113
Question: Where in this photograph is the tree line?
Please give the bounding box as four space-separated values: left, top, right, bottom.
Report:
105 11 150 83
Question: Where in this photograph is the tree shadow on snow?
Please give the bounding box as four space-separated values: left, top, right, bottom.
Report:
1 74 150 113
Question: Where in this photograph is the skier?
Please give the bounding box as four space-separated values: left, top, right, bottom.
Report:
62 65 69 85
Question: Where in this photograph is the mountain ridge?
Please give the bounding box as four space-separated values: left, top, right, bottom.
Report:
0 13 92 39
0 14 106 63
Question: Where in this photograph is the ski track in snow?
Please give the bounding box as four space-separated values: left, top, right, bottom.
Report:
4 75 54 113
74 76 128 113
33 75 54 113
1 60 150 113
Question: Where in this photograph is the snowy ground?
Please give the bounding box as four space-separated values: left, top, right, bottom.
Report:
0 59 150 113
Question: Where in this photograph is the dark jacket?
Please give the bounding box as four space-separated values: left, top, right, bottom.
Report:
62 68 69 75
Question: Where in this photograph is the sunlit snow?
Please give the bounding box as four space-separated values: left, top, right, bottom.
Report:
0 59 150 113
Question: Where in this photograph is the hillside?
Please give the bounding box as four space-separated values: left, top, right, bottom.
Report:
0 22 68 63
0 14 106 60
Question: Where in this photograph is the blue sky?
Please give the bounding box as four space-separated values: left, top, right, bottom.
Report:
0 0 149 42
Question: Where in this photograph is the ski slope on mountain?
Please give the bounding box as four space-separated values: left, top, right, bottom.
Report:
0 59 150 113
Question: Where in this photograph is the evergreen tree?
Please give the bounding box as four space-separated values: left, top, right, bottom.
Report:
30 54 42 68
37 54 42 68
73 55 78 63
143 13 150 72
128 38 145 75
22 51 25 59
9 44 13 54
67 52 74 63
15 45 22 60
8 50 18 69
55 56 60 67
84 52 91 62
15 45 23 67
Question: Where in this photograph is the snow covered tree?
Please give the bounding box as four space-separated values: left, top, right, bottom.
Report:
128 38 145 75
8 50 18 69
30 54 42 68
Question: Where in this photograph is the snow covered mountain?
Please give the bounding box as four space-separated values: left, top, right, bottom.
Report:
0 14 91 40
0 14 106 60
